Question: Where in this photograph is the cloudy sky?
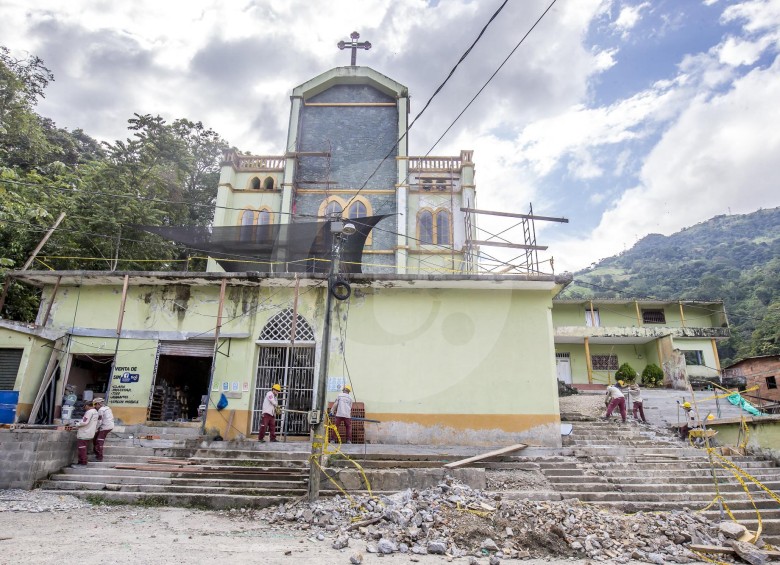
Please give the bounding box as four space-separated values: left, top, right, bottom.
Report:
3 0 780 272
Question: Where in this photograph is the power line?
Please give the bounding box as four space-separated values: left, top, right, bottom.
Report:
343 0 511 211
0 176 317 218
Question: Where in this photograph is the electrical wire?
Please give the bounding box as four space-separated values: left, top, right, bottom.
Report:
343 0 512 211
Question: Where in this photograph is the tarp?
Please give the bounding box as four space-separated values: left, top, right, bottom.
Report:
139 215 390 274
727 392 765 416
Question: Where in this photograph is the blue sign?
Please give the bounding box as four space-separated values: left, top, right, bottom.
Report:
120 372 140 383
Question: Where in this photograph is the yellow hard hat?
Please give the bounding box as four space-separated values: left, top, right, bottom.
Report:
707 414 715 421
272 384 281 392
343 385 351 392
617 380 625 387
682 401 691 409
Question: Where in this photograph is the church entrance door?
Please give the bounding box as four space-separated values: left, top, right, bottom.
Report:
253 309 316 437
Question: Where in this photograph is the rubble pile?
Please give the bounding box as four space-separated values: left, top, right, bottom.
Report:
256 479 735 563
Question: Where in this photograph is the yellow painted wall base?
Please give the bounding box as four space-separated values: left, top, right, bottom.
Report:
111 407 150 425
16 402 33 422
205 409 253 440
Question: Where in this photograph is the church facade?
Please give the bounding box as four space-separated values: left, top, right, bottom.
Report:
211 66 477 276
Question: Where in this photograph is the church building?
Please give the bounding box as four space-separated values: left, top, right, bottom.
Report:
0 38 579 447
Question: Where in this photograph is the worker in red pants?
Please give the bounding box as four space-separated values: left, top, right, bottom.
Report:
602 382 627 423
330 385 354 444
258 384 281 443
74 401 98 465
93 398 114 461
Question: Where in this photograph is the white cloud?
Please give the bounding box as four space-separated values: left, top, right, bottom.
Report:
555 54 780 271
613 2 651 39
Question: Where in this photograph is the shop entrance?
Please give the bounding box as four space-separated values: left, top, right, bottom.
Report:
64 354 113 419
148 340 213 422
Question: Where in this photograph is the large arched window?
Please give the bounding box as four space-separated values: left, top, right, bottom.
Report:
263 176 275 190
249 177 261 190
435 209 452 245
418 210 434 244
347 200 367 219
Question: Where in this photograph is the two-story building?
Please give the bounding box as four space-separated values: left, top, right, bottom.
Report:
552 299 730 389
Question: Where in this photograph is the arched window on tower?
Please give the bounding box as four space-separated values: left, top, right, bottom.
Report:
436 210 452 245
418 210 434 244
257 209 271 225
263 176 275 190
249 177 261 190
240 209 256 241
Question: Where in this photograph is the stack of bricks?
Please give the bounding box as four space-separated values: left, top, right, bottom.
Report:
327 401 365 444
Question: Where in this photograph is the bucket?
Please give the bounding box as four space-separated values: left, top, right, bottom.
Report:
61 405 74 420
0 391 19 424
82 390 94 402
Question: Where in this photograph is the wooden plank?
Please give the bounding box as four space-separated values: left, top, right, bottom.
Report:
147 458 196 466
689 544 780 558
443 444 528 469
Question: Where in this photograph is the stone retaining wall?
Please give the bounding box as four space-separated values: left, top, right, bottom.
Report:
0 429 76 489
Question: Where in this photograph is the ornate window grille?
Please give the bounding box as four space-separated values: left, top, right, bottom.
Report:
259 308 315 342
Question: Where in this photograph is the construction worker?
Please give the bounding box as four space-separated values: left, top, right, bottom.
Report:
627 381 648 424
602 382 627 423
330 385 354 444
92 398 114 462
74 401 98 465
258 384 281 443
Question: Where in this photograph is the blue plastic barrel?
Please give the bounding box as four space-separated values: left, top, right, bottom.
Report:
0 391 19 424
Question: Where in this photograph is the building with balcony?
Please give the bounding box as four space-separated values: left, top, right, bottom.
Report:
552 299 730 389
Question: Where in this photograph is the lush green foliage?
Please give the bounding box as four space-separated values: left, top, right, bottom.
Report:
562 208 780 366
641 363 664 387
614 362 637 384
0 47 231 321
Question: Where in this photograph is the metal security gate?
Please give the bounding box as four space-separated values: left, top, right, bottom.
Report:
252 309 316 436
0 349 24 390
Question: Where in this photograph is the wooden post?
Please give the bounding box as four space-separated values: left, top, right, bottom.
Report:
105 274 130 403
711 338 721 372
41 276 62 327
21 212 66 270
679 302 686 328
282 275 301 443
201 278 228 434
588 300 596 327
584 337 593 385
634 301 642 326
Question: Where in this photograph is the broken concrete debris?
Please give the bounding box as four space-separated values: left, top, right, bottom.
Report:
245 478 753 563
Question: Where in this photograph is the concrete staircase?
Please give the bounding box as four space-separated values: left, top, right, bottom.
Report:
548 419 780 545
36 417 780 546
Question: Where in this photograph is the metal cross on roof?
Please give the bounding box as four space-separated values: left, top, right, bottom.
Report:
337 31 371 66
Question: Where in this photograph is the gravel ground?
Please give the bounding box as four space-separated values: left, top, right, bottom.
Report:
558 393 604 418
0 489 681 565
484 470 552 493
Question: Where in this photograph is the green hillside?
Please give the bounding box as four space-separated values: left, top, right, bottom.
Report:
561 207 780 366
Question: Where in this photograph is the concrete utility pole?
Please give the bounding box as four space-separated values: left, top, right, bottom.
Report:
308 221 352 501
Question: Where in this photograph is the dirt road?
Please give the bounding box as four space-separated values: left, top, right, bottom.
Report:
0 501 665 565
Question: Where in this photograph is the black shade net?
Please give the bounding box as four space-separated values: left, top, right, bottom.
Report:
138 215 390 274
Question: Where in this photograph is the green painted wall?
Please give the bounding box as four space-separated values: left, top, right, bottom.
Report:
0 331 52 420
554 343 654 385
334 287 559 415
